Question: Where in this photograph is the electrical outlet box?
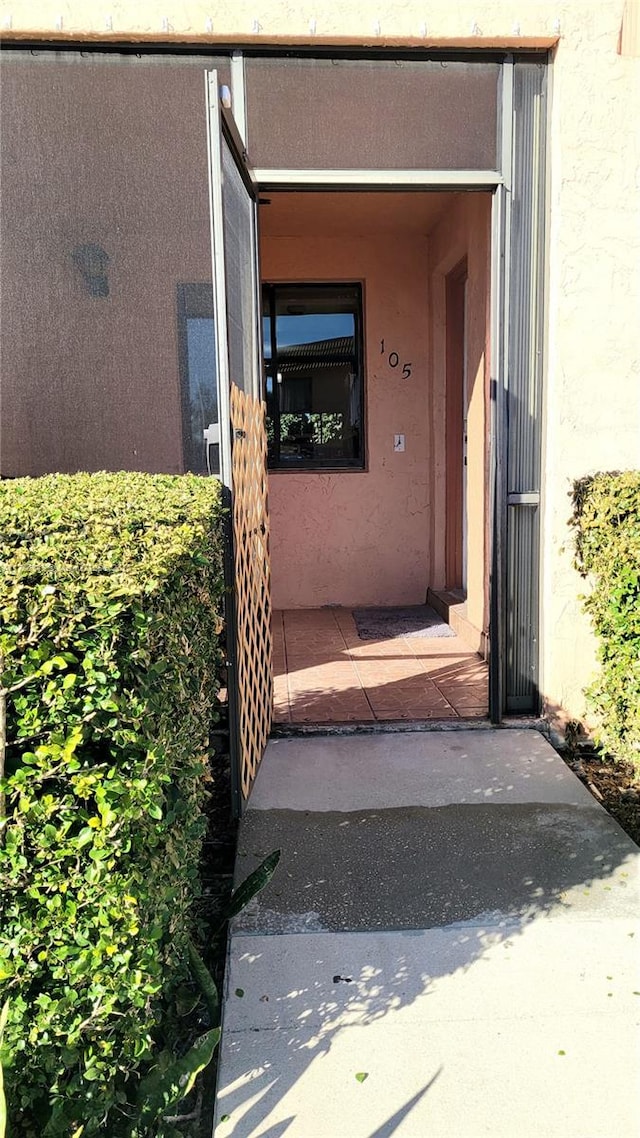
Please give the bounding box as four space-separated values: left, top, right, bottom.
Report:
394 434 405 452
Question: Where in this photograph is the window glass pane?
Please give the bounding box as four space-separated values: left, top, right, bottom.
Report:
222 137 257 394
246 57 499 170
176 283 219 474
276 312 355 346
0 49 229 477
263 317 272 360
264 283 363 469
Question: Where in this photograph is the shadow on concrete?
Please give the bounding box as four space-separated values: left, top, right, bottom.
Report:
216 792 638 1136
252 1119 296 1138
367 1070 444 1138
234 802 635 932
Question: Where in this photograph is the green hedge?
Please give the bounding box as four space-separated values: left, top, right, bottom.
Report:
571 470 640 769
0 472 226 1135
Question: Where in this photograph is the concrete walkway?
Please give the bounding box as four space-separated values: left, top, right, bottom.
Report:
214 730 640 1138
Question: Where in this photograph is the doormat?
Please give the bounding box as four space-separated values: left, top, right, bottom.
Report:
352 605 456 640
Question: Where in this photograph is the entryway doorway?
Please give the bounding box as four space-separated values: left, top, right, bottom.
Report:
259 189 492 726
201 53 548 809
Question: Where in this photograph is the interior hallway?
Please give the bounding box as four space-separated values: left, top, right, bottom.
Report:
272 608 488 724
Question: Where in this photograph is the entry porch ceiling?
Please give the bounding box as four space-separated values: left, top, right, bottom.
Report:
259 190 462 238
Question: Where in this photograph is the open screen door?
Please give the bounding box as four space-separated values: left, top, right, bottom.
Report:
205 72 272 815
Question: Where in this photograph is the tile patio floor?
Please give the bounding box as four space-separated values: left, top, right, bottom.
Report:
272 607 488 724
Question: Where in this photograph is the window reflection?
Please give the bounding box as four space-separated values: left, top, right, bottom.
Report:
263 283 363 469
177 284 218 474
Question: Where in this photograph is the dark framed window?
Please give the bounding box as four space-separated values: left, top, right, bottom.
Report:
263 282 364 470
177 283 218 475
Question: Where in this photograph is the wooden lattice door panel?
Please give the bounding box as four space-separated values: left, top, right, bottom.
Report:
230 383 273 801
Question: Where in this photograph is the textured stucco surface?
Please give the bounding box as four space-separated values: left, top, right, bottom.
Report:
1 0 639 722
261 192 490 613
427 193 491 635
0 58 220 475
262 228 433 609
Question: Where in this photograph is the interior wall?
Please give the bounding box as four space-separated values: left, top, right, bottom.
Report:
426 193 492 637
262 228 431 610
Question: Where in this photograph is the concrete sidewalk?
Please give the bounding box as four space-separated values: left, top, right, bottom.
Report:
214 730 640 1138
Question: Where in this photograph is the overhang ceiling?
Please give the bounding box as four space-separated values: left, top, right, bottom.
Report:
259 190 464 238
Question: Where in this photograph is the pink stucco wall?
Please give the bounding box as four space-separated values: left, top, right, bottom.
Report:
427 193 491 636
3 2 639 726
262 231 432 609
0 58 220 477
262 191 491 617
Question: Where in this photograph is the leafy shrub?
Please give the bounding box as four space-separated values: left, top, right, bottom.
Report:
571 470 640 769
0 473 226 1134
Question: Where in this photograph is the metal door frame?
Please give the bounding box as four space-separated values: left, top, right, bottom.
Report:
206 73 262 489
221 50 548 738
206 71 266 814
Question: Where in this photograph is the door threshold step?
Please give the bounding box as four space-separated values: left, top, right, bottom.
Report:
271 716 549 739
427 587 488 657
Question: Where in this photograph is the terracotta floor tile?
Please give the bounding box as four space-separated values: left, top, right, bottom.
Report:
436 665 488 681
285 638 348 652
437 678 488 695
333 612 358 633
283 616 338 632
415 654 473 672
274 607 488 724
440 679 489 694
286 655 349 668
369 639 420 656
285 651 348 664
289 697 374 719
292 711 375 724
289 694 363 710
368 693 455 714
365 682 445 705
436 659 488 677
287 635 341 647
287 656 347 670
286 663 347 678
373 707 458 721
441 697 489 714
353 668 424 689
347 647 418 665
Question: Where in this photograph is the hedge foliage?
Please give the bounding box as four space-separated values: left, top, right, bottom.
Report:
571 470 640 769
0 473 226 1135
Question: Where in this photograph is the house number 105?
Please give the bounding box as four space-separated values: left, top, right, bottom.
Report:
380 340 412 380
